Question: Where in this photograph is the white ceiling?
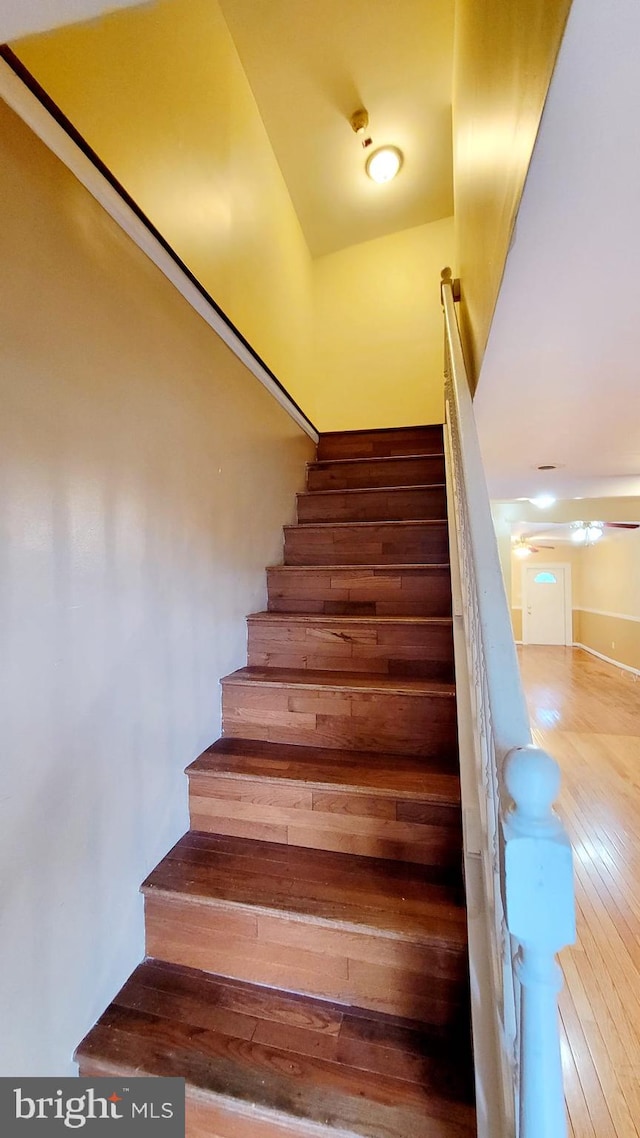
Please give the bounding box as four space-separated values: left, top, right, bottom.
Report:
218 0 454 257
0 0 147 44
474 0 640 504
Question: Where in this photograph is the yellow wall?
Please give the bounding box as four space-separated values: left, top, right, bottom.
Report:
573 530 640 671
0 94 312 1076
13 0 453 432
310 218 454 431
14 0 315 414
453 0 571 387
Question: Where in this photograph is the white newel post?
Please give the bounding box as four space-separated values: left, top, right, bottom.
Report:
504 746 576 1138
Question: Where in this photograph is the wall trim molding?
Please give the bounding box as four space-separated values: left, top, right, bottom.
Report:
0 50 319 443
572 642 640 678
574 606 640 624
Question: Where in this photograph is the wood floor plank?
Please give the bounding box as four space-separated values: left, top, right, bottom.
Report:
519 646 640 1138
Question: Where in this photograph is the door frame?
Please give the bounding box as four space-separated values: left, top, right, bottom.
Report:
521 561 573 646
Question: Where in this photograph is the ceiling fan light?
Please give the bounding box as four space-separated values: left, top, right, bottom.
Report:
366 146 403 183
513 543 532 559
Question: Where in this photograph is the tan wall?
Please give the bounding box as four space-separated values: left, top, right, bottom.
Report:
453 0 571 387
310 219 454 431
0 96 313 1076
511 607 523 641
573 611 640 672
573 529 640 671
14 0 315 415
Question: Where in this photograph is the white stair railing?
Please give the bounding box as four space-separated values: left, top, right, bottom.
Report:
440 268 575 1138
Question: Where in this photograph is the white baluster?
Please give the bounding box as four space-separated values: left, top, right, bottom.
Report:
504 746 576 1138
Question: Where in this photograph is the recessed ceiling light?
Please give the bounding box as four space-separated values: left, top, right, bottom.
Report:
529 495 556 509
366 146 403 184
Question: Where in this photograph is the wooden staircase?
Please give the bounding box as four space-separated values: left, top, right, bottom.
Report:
76 425 476 1137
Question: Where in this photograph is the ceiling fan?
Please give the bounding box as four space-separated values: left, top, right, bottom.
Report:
570 520 640 545
512 536 556 558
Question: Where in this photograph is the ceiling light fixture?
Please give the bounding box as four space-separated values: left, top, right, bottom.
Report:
366 146 403 184
512 537 533 559
350 108 372 150
529 494 556 509
570 521 604 546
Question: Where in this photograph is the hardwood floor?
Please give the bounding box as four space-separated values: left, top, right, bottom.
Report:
518 645 640 1138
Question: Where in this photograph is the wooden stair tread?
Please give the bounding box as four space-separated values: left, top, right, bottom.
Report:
284 519 447 530
309 453 445 468
77 961 475 1138
187 739 461 804
247 612 453 626
142 832 467 948
267 562 450 571
221 667 455 698
299 484 446 496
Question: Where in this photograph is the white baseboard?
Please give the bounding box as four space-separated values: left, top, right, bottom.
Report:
572 642 640 678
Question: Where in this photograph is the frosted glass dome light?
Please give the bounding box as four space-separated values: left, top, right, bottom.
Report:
366 146 403 183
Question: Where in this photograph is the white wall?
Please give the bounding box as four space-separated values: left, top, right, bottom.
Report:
0 0 148 43
0 95 313 1076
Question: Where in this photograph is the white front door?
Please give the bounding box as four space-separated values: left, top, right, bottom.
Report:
523 566 568 645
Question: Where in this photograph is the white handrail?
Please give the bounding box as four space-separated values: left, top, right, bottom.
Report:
441 269 575 1138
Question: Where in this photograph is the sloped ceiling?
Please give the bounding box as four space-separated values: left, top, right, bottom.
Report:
474 0 640 503
0 0 148 44
218 0 454 257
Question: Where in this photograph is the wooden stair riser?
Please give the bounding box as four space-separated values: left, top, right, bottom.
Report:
297 486 447 525
222 681 457 757
266 566 452 617
247 616 454 680
284 523 449 567
144 894 467 1025
188 772 463 865
317 426 444 461
307 455 445 492
72 1077 301 1138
